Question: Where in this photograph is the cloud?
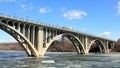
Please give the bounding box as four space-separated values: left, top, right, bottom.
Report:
0 0 16 2
117 1 120 15
39 7 52 14
99 32 110 37
63 10 87 20
20 3 34 11
21 4 26 9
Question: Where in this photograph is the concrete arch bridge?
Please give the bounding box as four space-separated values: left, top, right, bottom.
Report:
0 15 115 57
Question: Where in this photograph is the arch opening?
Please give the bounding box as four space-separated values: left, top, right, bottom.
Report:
46 34 85 56
89 40 105 53
8 21 13 26
47 36 77 52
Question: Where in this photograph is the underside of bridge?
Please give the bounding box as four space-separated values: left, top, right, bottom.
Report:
45 33 84 54
47 36 77 52
88 40 106 53
89 43 100 53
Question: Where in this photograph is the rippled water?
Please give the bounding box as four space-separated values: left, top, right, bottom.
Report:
0 50 120 68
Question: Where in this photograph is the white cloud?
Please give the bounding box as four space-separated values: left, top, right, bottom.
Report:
99 32 110 37
117 1 120 15
21 4 26 10
39 7 52 14
63 10 87 20
0 0 16 2
20 3 34 11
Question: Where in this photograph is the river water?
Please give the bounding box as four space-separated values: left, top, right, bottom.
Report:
0 50 120 68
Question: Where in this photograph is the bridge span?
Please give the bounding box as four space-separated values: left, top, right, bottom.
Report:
0 14 115 57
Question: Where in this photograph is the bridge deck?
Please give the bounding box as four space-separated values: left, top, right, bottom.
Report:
0 14 115 42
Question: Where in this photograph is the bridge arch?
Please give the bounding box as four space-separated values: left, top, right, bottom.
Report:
89 39 106 53
43 33 86 55
0 21 39 57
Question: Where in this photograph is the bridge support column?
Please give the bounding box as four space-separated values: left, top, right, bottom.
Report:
111 42 115 49
82 36 89 54
105 41 109 53
36 27 45 57
32 26 35 45
85 36 88 49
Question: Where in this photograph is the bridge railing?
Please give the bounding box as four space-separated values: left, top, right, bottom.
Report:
0 13 64 31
